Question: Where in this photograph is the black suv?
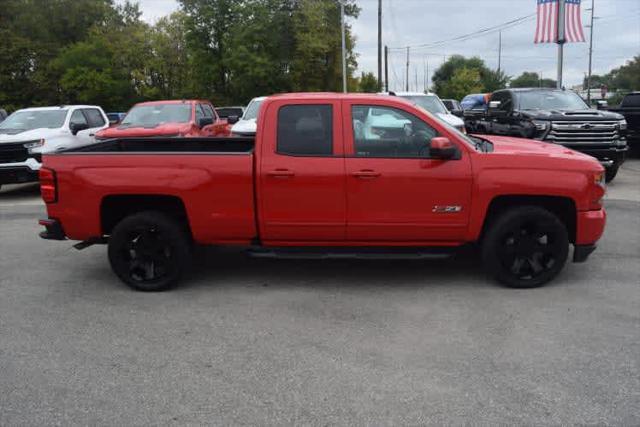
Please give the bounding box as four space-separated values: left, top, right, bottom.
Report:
465 88 628 182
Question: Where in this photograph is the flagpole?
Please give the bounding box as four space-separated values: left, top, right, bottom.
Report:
556 0 566 89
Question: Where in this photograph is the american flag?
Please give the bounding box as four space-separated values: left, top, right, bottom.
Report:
535 0 586 44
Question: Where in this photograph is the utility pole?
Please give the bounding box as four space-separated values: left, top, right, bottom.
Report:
426 58 429 92
341 0 347 93
377 0 382 90
586 0 595 103
556 0 566 89
384 45 389 92
405 47 410 92
414 67 418 92
423 59 427 92
497 30 502 74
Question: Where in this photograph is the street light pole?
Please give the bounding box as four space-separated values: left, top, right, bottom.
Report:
341 0 347 93
586 0 595 103
377 0 382 90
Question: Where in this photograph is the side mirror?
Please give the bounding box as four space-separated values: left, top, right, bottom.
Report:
451 109 464 117
430 137 458 160
70 122 89 135
197 117 214 128
227 115 239 125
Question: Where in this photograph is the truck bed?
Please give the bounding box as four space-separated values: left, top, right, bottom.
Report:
43 137 258 244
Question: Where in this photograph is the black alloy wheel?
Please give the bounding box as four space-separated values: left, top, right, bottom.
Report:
108 211 191 291
482 206 569 288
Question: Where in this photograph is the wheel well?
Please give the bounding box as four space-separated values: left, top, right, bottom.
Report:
482 195 577 243
101 195 190 236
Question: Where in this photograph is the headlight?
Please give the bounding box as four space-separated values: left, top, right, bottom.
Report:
23 139 45 150
532 120 550 131
618 119 627 130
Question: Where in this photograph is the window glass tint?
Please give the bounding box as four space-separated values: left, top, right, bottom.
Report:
352 105 438 158
84 109 105 127
195 104 205 120
0 110 67 130
216 107 244 118
121 104 191 126
622 94 640 108
201 104 214 118
70 110 88 126
277 105 333 156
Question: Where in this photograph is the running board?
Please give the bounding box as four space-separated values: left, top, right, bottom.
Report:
246 247 456 260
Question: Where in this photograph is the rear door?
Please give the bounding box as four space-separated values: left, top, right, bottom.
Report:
258 99 346 242
344 100 473 242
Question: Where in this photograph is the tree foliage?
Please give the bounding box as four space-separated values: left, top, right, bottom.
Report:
431 55 509 99
510 72 556 88
358 72 380 93
0 0 360 111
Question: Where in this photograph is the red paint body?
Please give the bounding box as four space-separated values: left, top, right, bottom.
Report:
43 93 606 249
96 100 231 139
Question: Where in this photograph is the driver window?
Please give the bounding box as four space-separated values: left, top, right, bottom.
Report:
352 105 438 158
69 110 88 128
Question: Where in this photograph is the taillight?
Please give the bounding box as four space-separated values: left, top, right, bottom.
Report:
39 167 57 203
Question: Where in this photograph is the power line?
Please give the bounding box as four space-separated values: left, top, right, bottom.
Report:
388 13 535 51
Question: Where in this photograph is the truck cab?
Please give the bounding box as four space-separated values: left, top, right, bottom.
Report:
0 105 108 188
466 88 628 182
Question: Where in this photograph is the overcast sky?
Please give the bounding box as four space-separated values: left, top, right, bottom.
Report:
129 0 639 90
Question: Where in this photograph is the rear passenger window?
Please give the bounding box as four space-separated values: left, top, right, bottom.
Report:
83 109 106 127
277 105 333 156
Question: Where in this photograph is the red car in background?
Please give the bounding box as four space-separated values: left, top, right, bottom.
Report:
96 100 230 139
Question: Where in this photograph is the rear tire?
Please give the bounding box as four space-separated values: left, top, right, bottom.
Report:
482 206 569 288
605 165 619 183
108 211 191 291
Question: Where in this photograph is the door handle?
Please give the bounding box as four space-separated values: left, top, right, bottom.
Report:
352 170 380 178
89 133 95 137
267 169 294 178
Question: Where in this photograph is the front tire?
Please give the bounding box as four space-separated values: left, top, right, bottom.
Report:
108 211 191 291
482 206 569 288
605 165 619 183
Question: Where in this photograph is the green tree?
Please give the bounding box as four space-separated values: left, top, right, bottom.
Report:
511 71 556 88
358 72 380 93
441 67 483 100
432 55 508 96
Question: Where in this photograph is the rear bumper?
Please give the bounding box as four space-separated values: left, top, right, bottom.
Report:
38 218 66 240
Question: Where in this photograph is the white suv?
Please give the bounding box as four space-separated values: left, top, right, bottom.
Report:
379 91 466 132
0 105 108 189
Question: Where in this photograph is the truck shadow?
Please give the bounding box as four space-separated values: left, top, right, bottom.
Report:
184 245 490 291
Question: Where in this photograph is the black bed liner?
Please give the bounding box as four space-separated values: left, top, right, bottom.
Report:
62 137 255 154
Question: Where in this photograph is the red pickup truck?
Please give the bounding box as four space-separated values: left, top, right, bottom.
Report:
95 100 231 139
39 93 607 291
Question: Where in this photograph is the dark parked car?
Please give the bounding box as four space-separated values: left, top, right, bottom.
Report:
465 88 628 182
215 106 244 119
442 99 463 117
607 92 640 147
106 112 126 125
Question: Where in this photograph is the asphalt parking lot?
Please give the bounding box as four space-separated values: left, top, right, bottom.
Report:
1 160 639 425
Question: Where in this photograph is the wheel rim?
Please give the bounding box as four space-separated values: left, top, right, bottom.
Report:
120 226 173 283
497 219 563 281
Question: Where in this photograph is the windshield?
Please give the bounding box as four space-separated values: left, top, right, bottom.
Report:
243 99 264 120
401 95 448 114
517 91 589 110
0 110 67 131
216 108 243 118
120 104 192 127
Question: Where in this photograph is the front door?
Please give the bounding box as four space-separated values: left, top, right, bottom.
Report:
259 99 346 243
344 102 473 243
